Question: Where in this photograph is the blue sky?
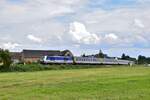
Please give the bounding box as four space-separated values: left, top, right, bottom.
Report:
0 0 150 57
87 0 136 10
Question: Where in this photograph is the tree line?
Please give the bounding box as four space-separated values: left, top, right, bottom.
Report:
118 53 150 65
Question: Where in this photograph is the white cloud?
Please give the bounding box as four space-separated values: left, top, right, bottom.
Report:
104 33 119 44
68 21 100 44
134 19 145 28
75 7 150 48
79 7 150 34
105 33 118 40
134 35 147 42
27 34 42 43
1 42 21 50
0 0 150 56
0 0 87 24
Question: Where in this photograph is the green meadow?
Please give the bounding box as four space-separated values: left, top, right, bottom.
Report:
0 66 150 100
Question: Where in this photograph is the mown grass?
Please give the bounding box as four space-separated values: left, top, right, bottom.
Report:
0 66 150 100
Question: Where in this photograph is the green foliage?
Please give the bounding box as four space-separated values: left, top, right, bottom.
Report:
121 53 126 59
0 49 12 69
0 64 124 72
138 55 150 64
121 53 137 62
98 50 105 58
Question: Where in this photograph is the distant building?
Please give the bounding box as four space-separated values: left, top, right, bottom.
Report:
11 49 73 63
10 52 22 64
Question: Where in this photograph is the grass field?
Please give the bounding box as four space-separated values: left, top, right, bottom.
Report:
0 66 150 100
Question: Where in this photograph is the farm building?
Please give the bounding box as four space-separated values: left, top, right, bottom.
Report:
11 49 73 63
10 52 22 63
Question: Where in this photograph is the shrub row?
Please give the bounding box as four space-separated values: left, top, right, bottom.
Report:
0 64 113 72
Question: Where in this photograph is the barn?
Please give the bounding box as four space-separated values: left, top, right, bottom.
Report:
11 49 73 63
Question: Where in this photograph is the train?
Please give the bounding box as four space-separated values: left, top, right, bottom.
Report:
40 56 134 65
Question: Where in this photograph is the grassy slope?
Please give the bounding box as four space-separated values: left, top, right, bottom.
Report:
0 66 150 100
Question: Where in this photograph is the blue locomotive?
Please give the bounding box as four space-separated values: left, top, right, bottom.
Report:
40 56 73 64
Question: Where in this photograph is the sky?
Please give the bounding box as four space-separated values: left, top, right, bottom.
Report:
0 0 150 57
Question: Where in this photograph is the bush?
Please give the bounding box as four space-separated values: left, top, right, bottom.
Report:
0 64 108 72
0 63 130 72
